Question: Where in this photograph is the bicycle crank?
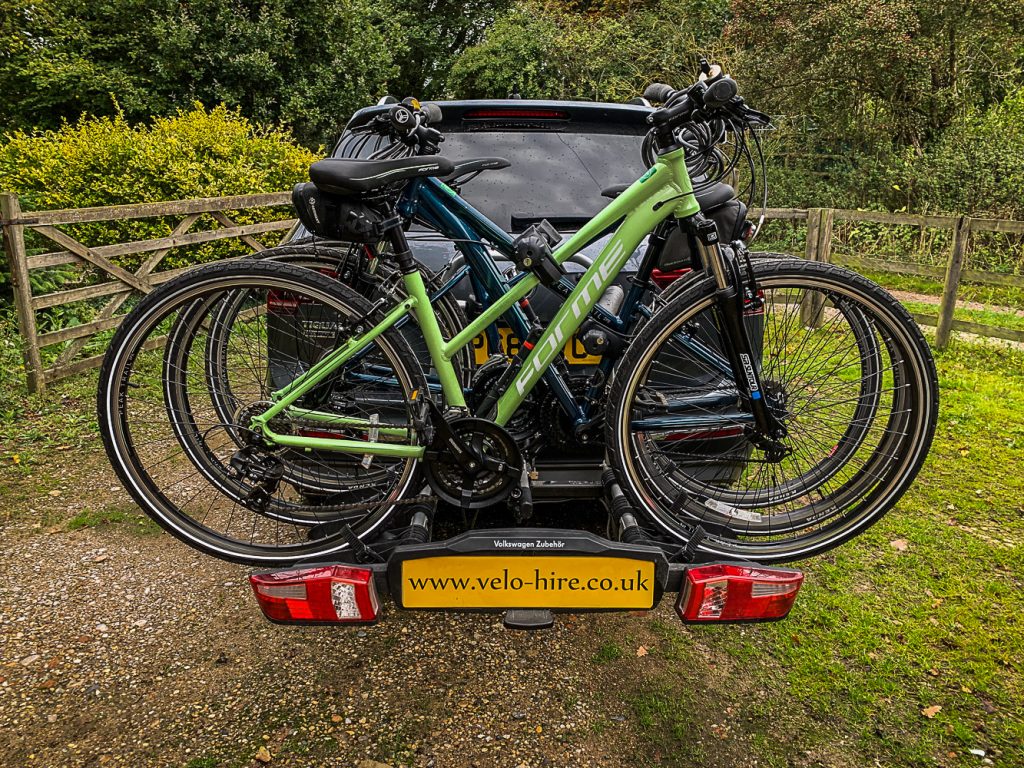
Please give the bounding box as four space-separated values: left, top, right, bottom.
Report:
423 411 523 510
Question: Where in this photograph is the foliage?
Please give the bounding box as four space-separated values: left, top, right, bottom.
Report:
450 0 1024 220
0 104 315 213
0 0 405 147
726 0 1024 151
0 105 316 338
447 0 729 101
899 88 1024 219
0 307 26 420
724 0 1024 214
387 0 515 99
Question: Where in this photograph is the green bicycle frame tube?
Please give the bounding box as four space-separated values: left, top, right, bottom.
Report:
253 147 699 456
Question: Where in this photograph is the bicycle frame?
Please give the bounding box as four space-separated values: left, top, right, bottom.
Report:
249 147 700 458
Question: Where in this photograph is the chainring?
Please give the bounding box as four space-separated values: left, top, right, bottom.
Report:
423 417 523 509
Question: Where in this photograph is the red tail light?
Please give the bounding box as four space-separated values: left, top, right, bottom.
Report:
677 563 803 623
267 289 301 313
267 268 339 313
250 565 380 624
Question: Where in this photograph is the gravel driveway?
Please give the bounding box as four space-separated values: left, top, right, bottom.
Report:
0 516 656 768
0 430 842 768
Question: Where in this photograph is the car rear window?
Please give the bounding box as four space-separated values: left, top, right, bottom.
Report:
437 126 647 230
335 116 649 232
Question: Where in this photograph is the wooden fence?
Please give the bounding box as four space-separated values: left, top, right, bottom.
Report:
2 193 1024 393
773 207 1024 346
0 191 294 392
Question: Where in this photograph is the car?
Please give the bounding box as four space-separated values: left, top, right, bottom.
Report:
272 97 757 500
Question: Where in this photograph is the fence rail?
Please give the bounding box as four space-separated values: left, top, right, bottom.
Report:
765 206 1024 346
2 194 1023 392
1 191 294 392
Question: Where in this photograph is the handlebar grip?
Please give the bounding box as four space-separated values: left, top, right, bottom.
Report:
421 102 443 125
643 83 676 104
704 77 738 110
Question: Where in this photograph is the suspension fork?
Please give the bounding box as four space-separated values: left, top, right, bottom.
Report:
686 213 788 445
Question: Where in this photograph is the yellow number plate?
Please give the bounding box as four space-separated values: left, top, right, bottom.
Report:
473 326 600 365
401 555 656 610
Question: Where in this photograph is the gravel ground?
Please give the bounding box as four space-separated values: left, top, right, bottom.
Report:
0 517 646 768
0 441 840 768
0 444 665 768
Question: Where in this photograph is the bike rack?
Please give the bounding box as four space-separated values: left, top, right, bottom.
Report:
270 471 725 630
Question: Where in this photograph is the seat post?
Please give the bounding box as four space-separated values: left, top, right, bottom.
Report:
384 212 418 275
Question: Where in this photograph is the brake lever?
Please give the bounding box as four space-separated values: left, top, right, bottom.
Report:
746 108 772 126
725 97 771 127
415 125 444 155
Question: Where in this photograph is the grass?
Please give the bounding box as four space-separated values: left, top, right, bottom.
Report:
855 266 1024 313
593 641 624 664
0 367 100 468
2 303 1022 767
901 299 1024 332
66 506 161 534
620 339 1024 767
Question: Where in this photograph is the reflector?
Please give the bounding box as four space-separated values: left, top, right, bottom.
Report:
676 563 802 623
250 565 380 624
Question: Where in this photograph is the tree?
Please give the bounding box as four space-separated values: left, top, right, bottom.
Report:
0 0 407 146
447 0 729 100
726 0 1024 151
386 0 514 99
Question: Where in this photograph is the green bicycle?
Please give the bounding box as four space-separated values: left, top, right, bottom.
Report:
97 69 939 566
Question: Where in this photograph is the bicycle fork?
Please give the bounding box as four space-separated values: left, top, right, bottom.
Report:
686 214 790 457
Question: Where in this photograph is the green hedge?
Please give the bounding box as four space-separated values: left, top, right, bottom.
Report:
0 104 317 335
0 103 316 272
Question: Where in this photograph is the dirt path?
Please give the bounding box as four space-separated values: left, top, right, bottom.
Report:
0 441 855 768
889 289 1024 317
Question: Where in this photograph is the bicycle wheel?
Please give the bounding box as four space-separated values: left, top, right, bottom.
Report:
98 260 427 565
606 258 938 562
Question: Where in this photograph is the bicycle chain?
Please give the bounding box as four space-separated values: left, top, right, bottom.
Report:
288 493 435 516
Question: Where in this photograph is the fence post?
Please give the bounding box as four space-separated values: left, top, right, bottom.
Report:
803 208 821 262
1 193 45 393
801 208 833 327
935 215 970 350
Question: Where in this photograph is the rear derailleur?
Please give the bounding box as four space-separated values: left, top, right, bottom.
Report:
229 444 284 513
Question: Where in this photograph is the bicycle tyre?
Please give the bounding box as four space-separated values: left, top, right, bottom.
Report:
98 260 428 566
606 258 938 562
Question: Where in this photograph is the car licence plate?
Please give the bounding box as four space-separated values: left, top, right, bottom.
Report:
472 325 600 365
400 555 657 610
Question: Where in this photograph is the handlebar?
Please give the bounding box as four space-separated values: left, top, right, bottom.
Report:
643 83 676 104
420 102 443 124
642 68 770 151
370 99 445 154
704 77 737 110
